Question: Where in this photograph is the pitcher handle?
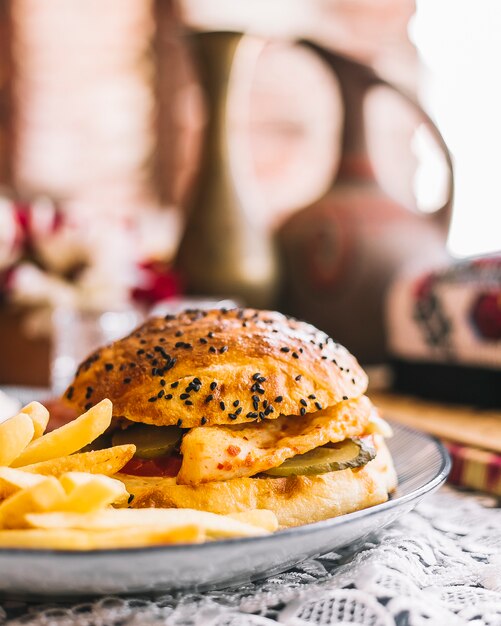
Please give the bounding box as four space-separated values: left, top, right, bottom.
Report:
300 41 454 231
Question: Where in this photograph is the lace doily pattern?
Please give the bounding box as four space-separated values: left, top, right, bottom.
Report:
1 486 500 626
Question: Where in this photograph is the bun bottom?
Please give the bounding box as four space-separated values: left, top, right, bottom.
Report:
120 438 397 528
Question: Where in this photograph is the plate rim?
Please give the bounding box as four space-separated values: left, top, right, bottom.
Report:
0 423 451 559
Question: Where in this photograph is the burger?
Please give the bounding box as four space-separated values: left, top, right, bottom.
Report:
63 308 397 528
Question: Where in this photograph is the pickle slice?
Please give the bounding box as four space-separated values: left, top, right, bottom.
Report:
112 424 183 459
264 437 376 477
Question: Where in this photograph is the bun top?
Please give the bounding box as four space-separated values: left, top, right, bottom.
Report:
64 308 368 428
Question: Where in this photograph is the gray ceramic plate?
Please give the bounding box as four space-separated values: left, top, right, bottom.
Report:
0 423 450 598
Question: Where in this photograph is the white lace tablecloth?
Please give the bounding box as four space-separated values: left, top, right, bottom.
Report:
0 486 499 626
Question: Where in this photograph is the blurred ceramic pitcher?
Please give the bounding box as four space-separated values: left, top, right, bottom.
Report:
276 43 453 363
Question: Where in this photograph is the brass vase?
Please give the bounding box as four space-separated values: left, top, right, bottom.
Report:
175 31 280 309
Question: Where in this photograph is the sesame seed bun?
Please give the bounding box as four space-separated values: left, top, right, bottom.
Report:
63 308 368 428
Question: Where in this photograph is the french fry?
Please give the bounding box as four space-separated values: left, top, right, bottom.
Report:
0 467 46 500
20 402 50 439
0 525 204 550
11 400 112 468
58 473 128 512
0 413 35 467
228 509 279 532
19 445 136 477
27 508 270 538
0 477 66 529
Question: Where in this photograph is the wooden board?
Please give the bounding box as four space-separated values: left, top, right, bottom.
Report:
372 392 501 454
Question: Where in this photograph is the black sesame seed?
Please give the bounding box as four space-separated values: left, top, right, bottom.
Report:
85 402 93 411
219 345 228 354
105 363 114 371
201 417 207 425
210 381 217 391
352 378 356 384
208 331 214 338
235 407 242 415
180 393 189 400
209 346 217 354
332 359 338 365
128 494 134 504
228 413 237 420
171 381 179 388
137 349 145 356
157 390 164 398
123 378 131 384
342 395 348 400
205 394 214 404
233 400 240 407
281 347 290 354
185 400 193 406
220 401 226 411
66 386 74 400
176 418 183 427
315 402 323 411
308 394 316 400
175 341 184 348
199 337 208 344
151 359 158 366
263 400 268 408
246 412 258 418
259 412 265 419
140 339 147 345
300 399 307 407
193 377 201 385
257 376 266 383
321 356 328 360
148 397 157 403
160 379 166 387
274 396 283 403
165 394 173 400
175 330 183 337
292 352 299 359
295 375 302 381
151 368 158 377
129 362 136 368
264 406 273 416
299 348 303 353
300 407 306 416
165 314 176 321
252 373 261 381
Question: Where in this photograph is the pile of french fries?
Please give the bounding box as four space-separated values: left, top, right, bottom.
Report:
0 398 277 550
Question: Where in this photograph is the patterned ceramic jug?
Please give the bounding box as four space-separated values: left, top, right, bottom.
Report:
277 43 454 363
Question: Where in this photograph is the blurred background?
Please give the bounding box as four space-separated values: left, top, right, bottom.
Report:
0 0 499 387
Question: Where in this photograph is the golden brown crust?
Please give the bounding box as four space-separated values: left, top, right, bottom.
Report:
120 439 395 528
64 308 368 428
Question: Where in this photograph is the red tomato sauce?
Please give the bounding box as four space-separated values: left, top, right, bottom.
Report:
121 455 182 477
